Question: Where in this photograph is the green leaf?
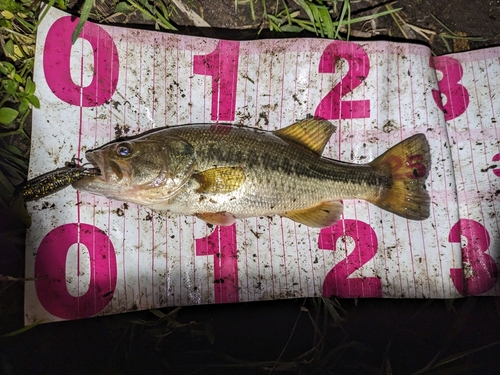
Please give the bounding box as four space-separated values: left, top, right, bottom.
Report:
28 94 40 108
25 77 35 95
1 10 15 19
280 24 303 33
319 6 334 38
0 168 15 195
0 157 25 179
72 0 94 44
0 107 18 125
266 14 282 24
139 10 154 21
294 0 317 34
0 147 28 169
36 0 57 32
18 97 30 114
4 79 18 95
4 39 14 56
19 97 29 114
0 61 14 75
0 18 12 28
115 2 132 13
309 3 324 37
136 0 155 14
4 144 23 156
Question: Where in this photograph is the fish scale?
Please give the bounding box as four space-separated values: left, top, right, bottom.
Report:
172 128 343 208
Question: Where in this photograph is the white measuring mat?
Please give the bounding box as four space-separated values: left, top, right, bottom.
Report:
24 8 500 323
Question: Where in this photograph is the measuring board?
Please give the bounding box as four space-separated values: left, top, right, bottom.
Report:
24 7 500 324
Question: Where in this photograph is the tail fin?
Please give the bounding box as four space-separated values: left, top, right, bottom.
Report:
368 134 431 220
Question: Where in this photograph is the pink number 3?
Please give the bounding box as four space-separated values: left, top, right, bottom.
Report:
318 219 381 298
315 41 370 120
430 56 469 121
449 219 498 296
492 153 500 177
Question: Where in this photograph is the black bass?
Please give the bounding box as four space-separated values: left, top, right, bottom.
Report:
73 119 431 227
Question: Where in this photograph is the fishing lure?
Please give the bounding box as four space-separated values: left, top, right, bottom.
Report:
19 160 100 202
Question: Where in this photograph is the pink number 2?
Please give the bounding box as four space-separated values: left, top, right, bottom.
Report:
195 224 239 303
449 219 498 295
193 40 240 121
314 41 370 120
318 219 381 298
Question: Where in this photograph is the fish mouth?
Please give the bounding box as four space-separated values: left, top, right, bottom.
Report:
84 152 106 182
85 151 126 183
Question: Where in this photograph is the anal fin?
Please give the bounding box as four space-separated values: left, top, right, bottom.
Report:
197 212 236 226
282 201 343 228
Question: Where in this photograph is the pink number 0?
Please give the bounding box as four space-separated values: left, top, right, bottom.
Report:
35 223 117 319
193 40 240 121
430 56 469 121
318 219 381 298
315 41 370 120
43 16 119 107
449 219 498 295
195 224 239 303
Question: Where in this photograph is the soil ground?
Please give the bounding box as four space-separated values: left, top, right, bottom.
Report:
1 1 500 374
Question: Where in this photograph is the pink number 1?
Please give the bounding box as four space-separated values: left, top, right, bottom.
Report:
318 219 381 298
195 224 239 303
314 41 370 120
193 40 240 121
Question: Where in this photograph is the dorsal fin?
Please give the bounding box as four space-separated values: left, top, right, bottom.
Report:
274 118 336 155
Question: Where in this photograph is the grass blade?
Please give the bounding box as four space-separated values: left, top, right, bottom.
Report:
72 0 94 44
294 0 317 35
1 320 43 338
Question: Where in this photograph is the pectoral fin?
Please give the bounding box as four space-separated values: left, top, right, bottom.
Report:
274 118 336 155
197 212 236 226
193 167 246 194
282 201 343 228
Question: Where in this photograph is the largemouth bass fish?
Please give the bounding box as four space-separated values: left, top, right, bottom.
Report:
73 119 430 227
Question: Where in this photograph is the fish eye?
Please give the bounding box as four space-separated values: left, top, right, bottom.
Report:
116 143 133 157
